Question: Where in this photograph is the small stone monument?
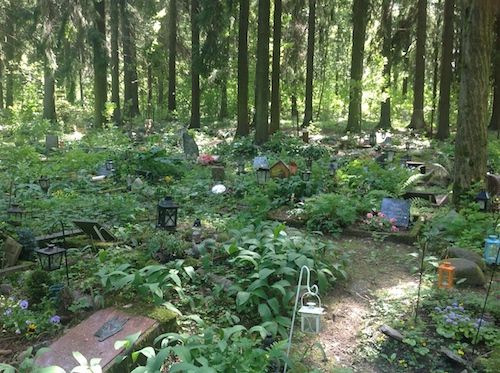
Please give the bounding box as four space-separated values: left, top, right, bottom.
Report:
211 166 225 181
45 135 59 150
181 130 200 158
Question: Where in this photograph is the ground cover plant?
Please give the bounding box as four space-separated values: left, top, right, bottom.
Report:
1 124 500 372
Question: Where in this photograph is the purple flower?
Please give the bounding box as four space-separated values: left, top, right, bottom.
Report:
452 321 458 325
19 300 28 310
50 315 61 324
434 306 442 312
15 329 21 335
4 308 12 315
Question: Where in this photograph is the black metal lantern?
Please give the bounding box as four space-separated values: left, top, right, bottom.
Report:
34 243 69 284
256 167 271 184
237 161 245 175
301 170 312 182
157 196 178 230
39 175 50 193
476 190 490 212
7 203 24 226
192 218 202 243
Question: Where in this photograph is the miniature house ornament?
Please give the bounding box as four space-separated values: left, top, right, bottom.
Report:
437 261 455 289
484 235 500 264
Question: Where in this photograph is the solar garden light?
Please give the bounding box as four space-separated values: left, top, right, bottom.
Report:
39 175 50 193
437 261 455 289
484 234 500 264
157 196 178 231
476 190 490 212
301 170 312 182
256 167 271 185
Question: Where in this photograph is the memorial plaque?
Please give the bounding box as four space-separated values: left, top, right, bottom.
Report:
72 220 116 242
381 198 411 227
253 156 268 168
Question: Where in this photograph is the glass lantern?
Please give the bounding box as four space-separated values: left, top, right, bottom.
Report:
157 196 178 231
301 170 312 182
437 261 455 289
476 190 490 212
386 149 396 163
298 301 324 334
35 244 66 271
256 167 271 184
7 203 24 226
484 235 500 264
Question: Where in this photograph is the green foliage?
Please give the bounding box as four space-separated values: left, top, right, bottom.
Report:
146 231 192 263
15 228 38 261
304 193 357 236
133 146 187 181
23 269 53 307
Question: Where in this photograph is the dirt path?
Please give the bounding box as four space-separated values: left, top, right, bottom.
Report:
307 236 419 372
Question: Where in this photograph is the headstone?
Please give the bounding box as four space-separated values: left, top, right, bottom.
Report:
253 156 268 168
34 307 158 372
182 131 199 158
1 237 23 268
72 220 116 242
381 198 411 227
45 135 59 150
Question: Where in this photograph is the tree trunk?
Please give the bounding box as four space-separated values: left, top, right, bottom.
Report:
168 0 177 114
190 0 201 129
453 0 494 204
218 79 228 121
376 0 392 131
110 0 122 125
254 0 271 145
93 0 107 130
4 1 14 109
122 0 140 119
302 0 316 128
270 0 282 135
43 62 57 124
408 0 427 130
236 0 250 137
0 56 4 109
488 15 500 131
345 0 369 133
436 0 455 140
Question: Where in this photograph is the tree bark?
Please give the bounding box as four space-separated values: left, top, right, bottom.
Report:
122 0 140 119
270 0 282 135
345 0 369 133
189 0 201 129
236 0 250 137
93 0 107 130
254 0 271 145
302 0 316 128
110 0 122 125
488 14 500 131
168 0 177 114
376 0 392 131
436 0 455 140
453 0 494 204
408 0 427 130
43 61 57 123
4 0 15 109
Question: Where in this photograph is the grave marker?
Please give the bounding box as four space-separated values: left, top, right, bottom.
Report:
381 198 411 227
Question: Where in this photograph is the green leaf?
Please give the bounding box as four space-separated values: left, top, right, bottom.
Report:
258 303 273 321
236 291 251 307
168 363 203 373
71 351 88 367
415 347 430 356
436 326 455 338
258 268 275 280
248 278 268 292
403 338 416 346
183 266 196 279
267 297 281 315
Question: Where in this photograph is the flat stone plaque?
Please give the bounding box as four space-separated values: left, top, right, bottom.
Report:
381 198 411 228
72 220 116 242
35 308 158 372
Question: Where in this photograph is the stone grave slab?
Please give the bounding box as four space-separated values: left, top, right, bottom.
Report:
35 307 158 372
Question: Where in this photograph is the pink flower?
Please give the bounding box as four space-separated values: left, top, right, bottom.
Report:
366 213 373 219
389 218 396 223
390 225 399 232
378 212 385 217
378 223 383 227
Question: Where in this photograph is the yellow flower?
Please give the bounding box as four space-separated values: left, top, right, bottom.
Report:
400 321 405 325
398 360 405 364
165 176 171 183
457 349 464 355
421 342 426 347
27 324 36 334
410 326 414 329
376 336 386 343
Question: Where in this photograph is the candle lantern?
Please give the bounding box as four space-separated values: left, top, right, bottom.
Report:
301 170 312 182
34 243 69 284
256 167 271 184
437 261 455 289
298 300 324 334
7 203 24 226
39 175 50 193
237 161 245 175
476 190 490 212
157 196 178 231
484 235 500 264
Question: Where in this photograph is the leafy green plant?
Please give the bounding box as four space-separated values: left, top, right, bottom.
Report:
23 269 53 307
304 193 357 236
146 231 192 263
15 228 38 261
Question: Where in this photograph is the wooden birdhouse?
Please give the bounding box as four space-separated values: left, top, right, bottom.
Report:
270 160 291 178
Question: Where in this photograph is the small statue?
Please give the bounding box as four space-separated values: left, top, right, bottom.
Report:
94 315 130 342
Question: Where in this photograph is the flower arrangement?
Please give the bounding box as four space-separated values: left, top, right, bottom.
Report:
196 153 215 165
362 211 399 232
1 297 61 340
